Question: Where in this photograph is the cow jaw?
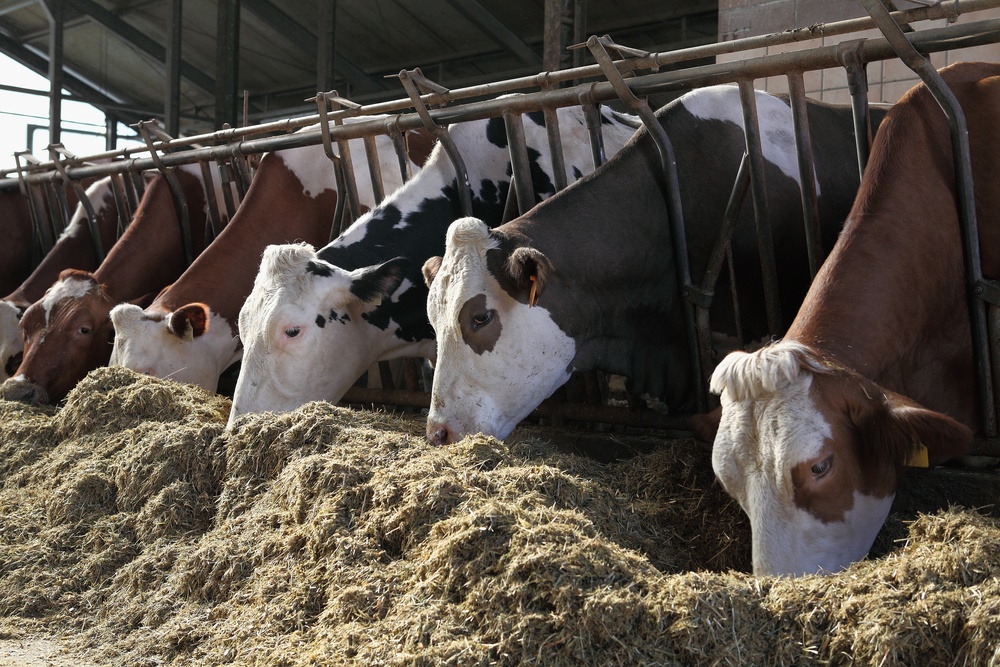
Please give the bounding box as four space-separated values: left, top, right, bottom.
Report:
110 303 242 392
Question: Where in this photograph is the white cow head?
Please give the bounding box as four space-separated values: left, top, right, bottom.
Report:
227 242 412 428
710 341 972 576
423 217 575 445
109 301 242 391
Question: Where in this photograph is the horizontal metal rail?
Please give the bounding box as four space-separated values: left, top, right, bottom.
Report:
1 0 996 185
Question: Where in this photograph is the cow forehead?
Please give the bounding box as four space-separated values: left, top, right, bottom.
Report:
428 220 498 330
715 373 832 497
38 276 99 324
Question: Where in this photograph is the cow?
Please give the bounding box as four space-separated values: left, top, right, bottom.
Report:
1 163 226 404
421 84 887 447
707 61 996 577
226 104 641 427
108 123 432 393
0 176 122 380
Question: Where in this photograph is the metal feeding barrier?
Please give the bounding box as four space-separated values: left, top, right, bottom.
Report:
1 0 999 449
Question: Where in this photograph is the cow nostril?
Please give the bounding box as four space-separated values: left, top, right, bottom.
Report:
427 422 452 446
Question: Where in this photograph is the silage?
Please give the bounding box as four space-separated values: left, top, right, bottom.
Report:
0 366 996 666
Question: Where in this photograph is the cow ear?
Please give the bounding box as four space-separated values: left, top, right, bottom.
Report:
851 383 973 468
349 257 408 310
422 256 443 287
506 247 553 303
167 303 210 342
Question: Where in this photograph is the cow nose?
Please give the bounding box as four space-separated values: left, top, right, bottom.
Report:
426 420 453 446
1 376 47 405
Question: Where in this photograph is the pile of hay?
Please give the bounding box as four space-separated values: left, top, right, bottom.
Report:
0 367 998 666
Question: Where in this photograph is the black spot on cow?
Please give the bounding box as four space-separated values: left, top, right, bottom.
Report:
315 314 326 329
306 260 332 277
573 166 583 180
486 117 507 149
328 309 350 325
526 110 545 127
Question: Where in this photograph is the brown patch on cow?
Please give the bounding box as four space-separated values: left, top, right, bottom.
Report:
406 128 437 168
459 293 500 355
167 303 210 341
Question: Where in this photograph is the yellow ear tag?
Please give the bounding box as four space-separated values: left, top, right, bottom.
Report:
906 443 929 468
528 275 538 308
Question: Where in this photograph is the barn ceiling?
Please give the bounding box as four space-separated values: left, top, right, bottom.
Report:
0 0 718 139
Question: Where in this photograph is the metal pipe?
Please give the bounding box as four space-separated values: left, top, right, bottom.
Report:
503 111 537 215
837 40 874 179
786 72 824 277
738 79 783 335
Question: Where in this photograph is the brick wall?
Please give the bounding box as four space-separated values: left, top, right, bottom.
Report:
717 1 1000 104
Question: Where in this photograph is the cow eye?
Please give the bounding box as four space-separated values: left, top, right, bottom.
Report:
79 326 91 335
284 326 301 338
811 455 833 478
470 310 494 331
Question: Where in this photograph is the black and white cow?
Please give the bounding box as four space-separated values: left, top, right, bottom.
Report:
422 84 888 444
228 105 640 426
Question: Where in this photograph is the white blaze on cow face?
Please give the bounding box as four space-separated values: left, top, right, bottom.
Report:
228 243 414 428
425 218 575 444
109 302 241 391
709 342 896 576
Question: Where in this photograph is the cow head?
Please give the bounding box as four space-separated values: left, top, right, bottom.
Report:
109 301 242 391
709 341 972 576
2 269 118 404
0 300 25 381
423 217 574 445
227 242 410 428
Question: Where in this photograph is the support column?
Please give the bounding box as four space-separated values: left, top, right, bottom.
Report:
317 0 337 94
43 0 64 145
165 0 183 136
215 0 240 129
543 0 584 76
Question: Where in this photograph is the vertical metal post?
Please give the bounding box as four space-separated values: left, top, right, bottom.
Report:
503 112 537 215
215 0 240 129
837 40 874 180
786 71 824 277
738 79 783 335
44 0 63 146
105 116 117 151
109 172 134 238
165 0 183 138
541 105 568 192
318 0 337 94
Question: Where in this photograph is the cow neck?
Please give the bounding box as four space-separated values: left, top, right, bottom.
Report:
786 85 989 423
93 168 208 304
7 184 119 307
500 131 691 406
152 152 339 328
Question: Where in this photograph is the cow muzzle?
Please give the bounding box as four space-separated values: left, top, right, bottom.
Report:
1 376 50 405
426 419 456 446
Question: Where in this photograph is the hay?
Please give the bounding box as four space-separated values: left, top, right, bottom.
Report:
0 366 998 666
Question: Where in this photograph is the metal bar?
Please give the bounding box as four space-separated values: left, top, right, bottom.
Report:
135 121 194 266
4 16 1000 189
198 160 224 239
580 102 607 169
165 0 183 137
45 0 63 146
215 0 240 129
363 135 386 204
786 71 824 277
503 112 537 215
216 161 239 222
108 172 134 238
862 0 996 437
49 144 104 263
385 118 414 183
837 40 874 180
737 79 783 335
542 106 568 191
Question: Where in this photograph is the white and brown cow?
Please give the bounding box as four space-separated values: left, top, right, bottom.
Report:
1 164 224 404
709 61 995 576
109 123 432 393
422 85 885 446
227 105 640 427
0 176 122 380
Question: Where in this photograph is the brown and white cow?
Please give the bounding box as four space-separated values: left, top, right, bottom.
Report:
0 176 122 380
708 61 996 576
1 164 224 404
109 123 432 393
226 105 640 427
423 85 883 446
